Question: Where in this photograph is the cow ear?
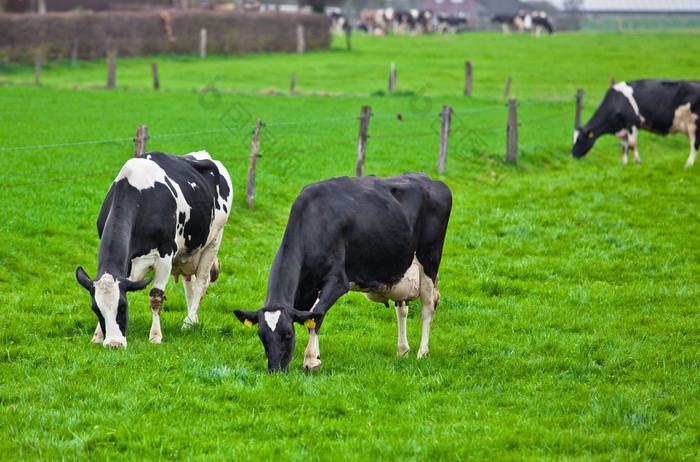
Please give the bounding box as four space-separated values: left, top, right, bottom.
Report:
234 309 260 328
120 277 152 292
288 309 324 329
76 266 94 291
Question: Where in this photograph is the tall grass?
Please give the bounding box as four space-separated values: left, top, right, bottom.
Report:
0 31 699 459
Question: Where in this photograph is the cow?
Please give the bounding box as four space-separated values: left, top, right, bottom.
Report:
573 80 700 167
233 172 452 373
327 7 350 36
76 150 232 348
436 13 468 34
492 12 525 34
532 11 554 36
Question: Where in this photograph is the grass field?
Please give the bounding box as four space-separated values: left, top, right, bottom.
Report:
1 31 700 460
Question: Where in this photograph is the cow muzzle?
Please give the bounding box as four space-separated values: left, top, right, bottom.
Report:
103 337 127 349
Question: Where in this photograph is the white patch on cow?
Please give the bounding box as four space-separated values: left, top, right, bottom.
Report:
671 102 698 135
188 181 198 189
264 310 282 332
573 128 581 144
613 82 640 116
116 158 168 191
185 150 211 161
359 255 422 305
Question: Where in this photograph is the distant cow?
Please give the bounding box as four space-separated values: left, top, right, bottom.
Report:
532 11 554 36
436 13 468 34
327 7 350 36
76 151 232 348
234 173 452 372
573 80 700 167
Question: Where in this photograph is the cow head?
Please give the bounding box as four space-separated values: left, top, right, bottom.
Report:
572 126 597 158
572 83 641 159
76 267 151 348
234 306 324 373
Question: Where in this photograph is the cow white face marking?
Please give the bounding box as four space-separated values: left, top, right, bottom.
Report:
613 82 640 116
94 274 119 316
264 310 282 332
573 128 581 144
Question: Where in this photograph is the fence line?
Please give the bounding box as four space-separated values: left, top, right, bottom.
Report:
2 101 575 189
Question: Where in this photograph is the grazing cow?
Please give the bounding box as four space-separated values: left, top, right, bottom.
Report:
532 11 554 36
327 8 350 36
234 173 452 373
76 151 232 348
573 80 700 167
492 12 525 34
436 13 468 34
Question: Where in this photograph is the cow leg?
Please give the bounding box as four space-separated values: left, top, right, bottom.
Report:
417 272 438 359
147 258 172 343
395 301 411 356
182 229 223 329
620 141 630 165
92 322 104 344
129 253 168 343
630 127 641 164
303 275 349 370
685 128 698 167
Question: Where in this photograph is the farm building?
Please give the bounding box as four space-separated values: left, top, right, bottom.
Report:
574 0 700 30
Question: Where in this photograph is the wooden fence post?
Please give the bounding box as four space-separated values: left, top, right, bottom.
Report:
291 72 296 93
296 25 305 54
152 62 160 90
134 125 149 157
106 48 117 89
504 76 512 98
506 98 518 163
575 87 583 129
389 62 396 93
356 105 371 177
246 119 262 209
438 105 452 174
200 28 207 59
345 27 351 50
464 61 473 96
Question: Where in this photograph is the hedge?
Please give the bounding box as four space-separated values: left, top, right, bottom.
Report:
0 10 332 63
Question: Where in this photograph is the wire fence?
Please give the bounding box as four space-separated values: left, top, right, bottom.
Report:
1 98 576 190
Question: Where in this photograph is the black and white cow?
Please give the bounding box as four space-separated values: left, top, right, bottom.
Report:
76 151 232 348
233 173 452 373
573 80 700 167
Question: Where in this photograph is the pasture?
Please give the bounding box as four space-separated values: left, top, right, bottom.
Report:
1 31 700 459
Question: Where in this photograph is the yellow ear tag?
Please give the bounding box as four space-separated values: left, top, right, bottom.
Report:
588 131 594 138
244 319 253 328
304 319 316 329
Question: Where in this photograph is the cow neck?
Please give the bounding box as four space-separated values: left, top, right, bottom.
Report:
263 234 304 309
96 209 137 279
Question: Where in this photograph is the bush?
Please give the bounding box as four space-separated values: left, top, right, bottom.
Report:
0 10 331 63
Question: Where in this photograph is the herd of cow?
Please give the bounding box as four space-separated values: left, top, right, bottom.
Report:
329 8 553 36
76 79 699 372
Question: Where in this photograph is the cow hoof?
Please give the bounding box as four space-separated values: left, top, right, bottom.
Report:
149 333 162 344
91 334 104 344
181 316 198 330
417 348 429 359
397 346 411 357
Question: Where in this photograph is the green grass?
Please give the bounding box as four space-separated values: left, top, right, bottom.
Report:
1 31 700 460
